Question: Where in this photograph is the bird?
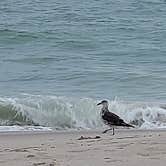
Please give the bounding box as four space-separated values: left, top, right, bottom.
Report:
97 100 134 135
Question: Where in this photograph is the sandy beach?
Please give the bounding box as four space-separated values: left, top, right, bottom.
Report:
0 129 166 166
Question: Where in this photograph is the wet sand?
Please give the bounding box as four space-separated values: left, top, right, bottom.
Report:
0 129 166 166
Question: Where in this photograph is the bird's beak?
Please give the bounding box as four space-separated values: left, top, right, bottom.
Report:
97 102 101 106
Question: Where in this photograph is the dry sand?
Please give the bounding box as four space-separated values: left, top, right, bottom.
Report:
0 129 166 166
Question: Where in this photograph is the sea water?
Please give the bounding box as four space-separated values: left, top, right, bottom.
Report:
0 0 166 131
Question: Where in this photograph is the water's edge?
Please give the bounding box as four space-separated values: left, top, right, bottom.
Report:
0 94 166 132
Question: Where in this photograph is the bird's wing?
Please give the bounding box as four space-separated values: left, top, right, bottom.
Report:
102 111 124 125
104 111 121 119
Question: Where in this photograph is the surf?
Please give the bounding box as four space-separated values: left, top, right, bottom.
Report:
0 94 166 131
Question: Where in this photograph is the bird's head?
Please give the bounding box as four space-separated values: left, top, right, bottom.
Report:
97 100 108 108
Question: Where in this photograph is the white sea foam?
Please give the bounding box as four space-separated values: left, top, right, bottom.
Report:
0 94 166 132
0 125 52 132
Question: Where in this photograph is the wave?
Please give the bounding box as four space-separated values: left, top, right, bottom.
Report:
0 94 166 131
0 29 39 44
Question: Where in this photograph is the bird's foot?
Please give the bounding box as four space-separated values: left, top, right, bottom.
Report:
102 130 108 134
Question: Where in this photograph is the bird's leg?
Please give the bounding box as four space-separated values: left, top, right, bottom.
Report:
112 127 115 135
102 128 112 134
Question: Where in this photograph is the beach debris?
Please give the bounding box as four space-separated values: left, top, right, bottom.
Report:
9 148 29 152
33 162 46 166
78 135 101 140
27 154 35 158
49 163 55 166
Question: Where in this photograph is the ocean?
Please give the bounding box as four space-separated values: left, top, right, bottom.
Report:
0 0 166 131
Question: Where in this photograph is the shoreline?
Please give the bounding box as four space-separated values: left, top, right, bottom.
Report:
0 127 166 135
0 129 166 166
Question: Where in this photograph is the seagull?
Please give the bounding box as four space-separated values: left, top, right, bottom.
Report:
97 100 134 135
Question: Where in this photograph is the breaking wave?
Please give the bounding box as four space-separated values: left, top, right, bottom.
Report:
0 94 166 131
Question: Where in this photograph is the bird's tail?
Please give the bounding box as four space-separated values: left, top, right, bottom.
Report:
122 122 135 128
